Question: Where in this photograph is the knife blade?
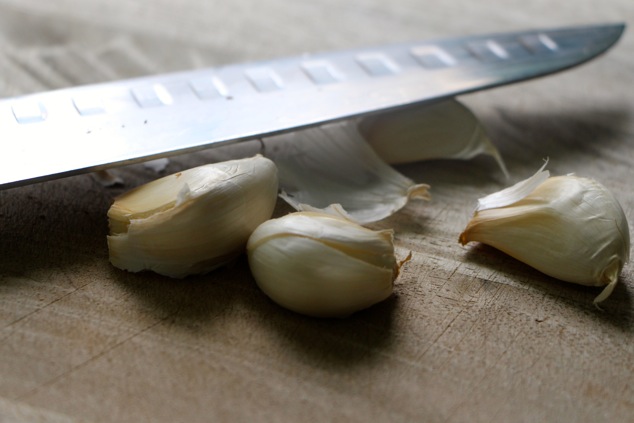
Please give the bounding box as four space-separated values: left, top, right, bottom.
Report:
0 23 625 190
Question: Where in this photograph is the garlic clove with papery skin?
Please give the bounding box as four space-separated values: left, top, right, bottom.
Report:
459 165 630 305
359 98 508 177
247 211 400 318
107 155 278 278
265 121 430 224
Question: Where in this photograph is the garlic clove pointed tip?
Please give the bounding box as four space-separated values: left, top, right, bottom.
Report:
458 231 470 246
593 278 618 307
407 183 431 201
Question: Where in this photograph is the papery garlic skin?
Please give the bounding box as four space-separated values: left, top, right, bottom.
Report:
359 99 508 177
107 155 278 278
460 172 630 304
265 121 430 224
247 212 397 318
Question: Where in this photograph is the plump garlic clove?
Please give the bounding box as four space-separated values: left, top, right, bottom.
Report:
107 155 278 278
247 211 400 318
264 121 430 224
459 165 630 304
359 98 508 177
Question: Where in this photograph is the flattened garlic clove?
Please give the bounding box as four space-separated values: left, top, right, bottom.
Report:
247 211 400 318
459 165 630 304
107 155 278 278
265 121 430 224
359 98 508 177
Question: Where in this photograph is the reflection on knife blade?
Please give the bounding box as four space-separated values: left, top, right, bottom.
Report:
0 23 625 190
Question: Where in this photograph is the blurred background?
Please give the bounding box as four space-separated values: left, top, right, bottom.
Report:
1 0 631 94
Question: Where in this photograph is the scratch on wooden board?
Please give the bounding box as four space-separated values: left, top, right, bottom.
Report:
0 395 79 423
15 312 171 402
417 306 469 361
0 54 49 95
94 37 160 78
0 271 95 338
414 272 496 359
443 327 528 422
1 283 74 339
6 50 70 90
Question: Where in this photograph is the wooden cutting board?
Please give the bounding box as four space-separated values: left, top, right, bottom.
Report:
1 1 633 422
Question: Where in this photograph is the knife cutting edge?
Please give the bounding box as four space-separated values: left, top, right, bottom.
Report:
0 23 625 190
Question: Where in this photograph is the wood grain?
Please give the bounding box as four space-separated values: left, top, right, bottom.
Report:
1 1 633 422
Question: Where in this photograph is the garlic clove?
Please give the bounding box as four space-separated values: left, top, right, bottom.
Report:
247 211 399 318
93 170 124 187
107 155 278 278
359 98 508 177
143 157 170 173
460 166 630 304
265 121 430 224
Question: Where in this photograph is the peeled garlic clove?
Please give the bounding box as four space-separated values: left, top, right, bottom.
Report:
107 155 278 278
265 121 430 224
459 166 630 304
247 211 399 318
359 98 508 177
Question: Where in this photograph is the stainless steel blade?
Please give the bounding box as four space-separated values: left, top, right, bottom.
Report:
0 23 625 189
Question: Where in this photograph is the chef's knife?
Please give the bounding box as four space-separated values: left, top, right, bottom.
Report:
0 23 625 190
